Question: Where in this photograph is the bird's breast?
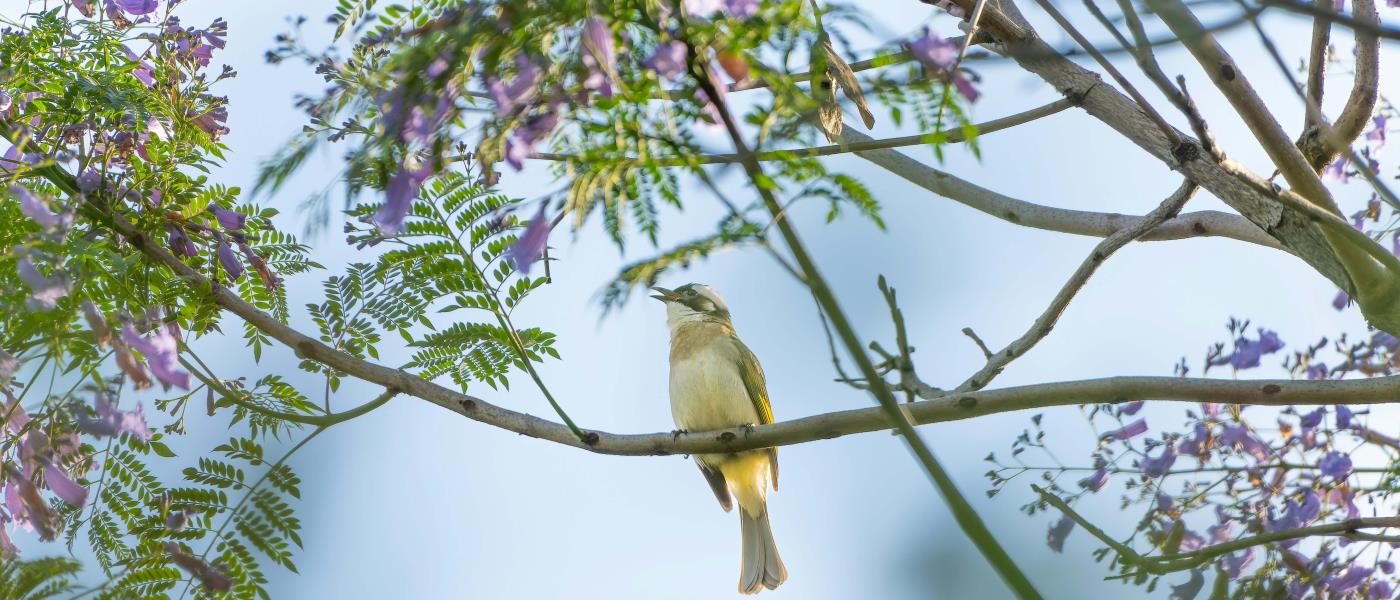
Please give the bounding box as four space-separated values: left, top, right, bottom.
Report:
669 346 758 432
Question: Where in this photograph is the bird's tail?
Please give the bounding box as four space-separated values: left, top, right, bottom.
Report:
738 505 787 594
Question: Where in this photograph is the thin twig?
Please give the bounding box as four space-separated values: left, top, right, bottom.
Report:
1034 0 1183 146
955 180 1198 392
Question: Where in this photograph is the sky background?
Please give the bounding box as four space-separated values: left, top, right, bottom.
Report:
11 0 1400 598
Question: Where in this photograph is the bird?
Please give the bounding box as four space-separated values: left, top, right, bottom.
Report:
651 283 787 594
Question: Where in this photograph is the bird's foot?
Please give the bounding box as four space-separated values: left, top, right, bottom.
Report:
671 428 689 441
741 423 756 438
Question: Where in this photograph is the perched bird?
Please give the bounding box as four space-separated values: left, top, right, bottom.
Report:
652 283 787 594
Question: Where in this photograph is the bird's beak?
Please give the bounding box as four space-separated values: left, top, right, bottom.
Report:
650 286 678 303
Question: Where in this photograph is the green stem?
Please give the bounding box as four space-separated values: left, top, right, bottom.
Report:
678 15 1042 599
176 426 325 600
180 356 395 427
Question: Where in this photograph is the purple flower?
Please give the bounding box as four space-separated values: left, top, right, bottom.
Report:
1374 331 1399 351
1155 491 1173 511
16 255 69 311
76 395 152 441
1140 443 1177 477
909 27 958 71
42 458 87 508
1319 451 1353 479
0 351 16 386
1078 468 1109 492
83 301 112 349
1333 289 1351 310
376 163 433 235
121 324 191 391
1179 423 1210 457
191 102 229 141
120 46 156 87
1370 579 1394 600
1367 114 1387 148
486 55 542 117
12 185 71 231
1337 405 1354 429
1221 425 1270 461
1300 407 1325 428
1306 362 1328 380
167 225 198 258
1221 548 1255 579
506 203 552 275
1046 515 1073 552
211 206 246 230
723 0 760 18
1328 488 1361 519
1326 154 1351 182
581 17 617 98
1118 400 1144 416
1226 329 1285 369
1206 519 1233 545
216 241 244 282
1103 418 1148 441
1381 561 1395 575
1330 566 1374 593
1168 570 1204 600
645 41 688 81
76 169 101 194
113 0 158 14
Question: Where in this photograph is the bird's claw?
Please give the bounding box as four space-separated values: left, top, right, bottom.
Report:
741 424 756 438
671 428 688 441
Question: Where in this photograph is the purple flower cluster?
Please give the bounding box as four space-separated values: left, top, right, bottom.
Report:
907 27 979 102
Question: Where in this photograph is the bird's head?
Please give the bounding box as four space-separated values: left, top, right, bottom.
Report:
651 283 731 329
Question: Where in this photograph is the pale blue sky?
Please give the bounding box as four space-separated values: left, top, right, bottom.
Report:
16 0 1400 598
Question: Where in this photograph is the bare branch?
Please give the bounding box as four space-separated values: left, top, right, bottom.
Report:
529 97 1075 165
837 128 1284 249
1145 0 1339 214
1295 0 1380 171
955 180 1199 392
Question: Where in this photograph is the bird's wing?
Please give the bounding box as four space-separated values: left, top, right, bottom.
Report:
698 463 733 512
733 337 779 491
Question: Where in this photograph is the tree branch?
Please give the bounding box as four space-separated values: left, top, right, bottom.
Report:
531 97 1075 165
1294 0 1380 171
837 128 1284 249
955 180 1199 392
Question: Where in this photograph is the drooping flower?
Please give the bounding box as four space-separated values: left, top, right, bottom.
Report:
1220 425 1270 461
1330 566 1374 594
1078 467 1109 492
13 185 71 230
1367 114 1387 148
1319 451 1353 479
120 46 157 87
121 324 191 391
1325 154 1351 182
167 225 199 258
1223 329 1285 369
4 467 58 540
76 396 151 441
908 27 958 71
1336 405 1354 429
1141 443 1177 477
41 458 87 508
1179 423 1211 457
645 41 688 81
1333 289 1351 310
486 55 542 118
375 162 434 235
1168 570 1204 600
16 255 69 311
1299 407 1325 428
1221 548 1255 579
1103 419 1148 441
1046 515 1074 552
723 0 760 18
82 301 112 348
1118 400 1144 416
506 203 551 275
216 240 244 282
581 17 617 99
211 206 246 230
0 351 16 386
113 0 159 14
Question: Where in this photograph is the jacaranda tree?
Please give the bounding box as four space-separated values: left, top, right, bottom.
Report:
1 0 1399 597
